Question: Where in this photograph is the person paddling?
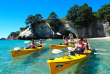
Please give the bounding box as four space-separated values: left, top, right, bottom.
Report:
28 39 37 48
69 38 88 55
63 35 68 45
36 39 44 47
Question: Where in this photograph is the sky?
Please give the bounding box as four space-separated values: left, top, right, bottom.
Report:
0 0 110 38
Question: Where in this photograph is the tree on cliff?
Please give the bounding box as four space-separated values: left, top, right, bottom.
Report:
25 14 43 27
66 3 94 29
48 12 63 32
97 4 110 22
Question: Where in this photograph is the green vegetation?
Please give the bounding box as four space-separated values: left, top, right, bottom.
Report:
10 31 20 36
97 4 110 22
25 14 43 27
20 27 29 31
107 30 110 33
47 12 63 32
24 3 110 30
66 3 94 29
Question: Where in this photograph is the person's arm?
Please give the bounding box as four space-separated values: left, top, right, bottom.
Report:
85 45 88 53
72 47 76 51
70 35 71 41
68 47 76 53
76 34 78 40
42 39 44 43
63 35 65 41
72 36 73 40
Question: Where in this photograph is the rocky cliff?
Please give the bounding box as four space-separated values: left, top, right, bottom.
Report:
7 31 20 40
65 21 110 38
19 23 55 39
7 21 110 40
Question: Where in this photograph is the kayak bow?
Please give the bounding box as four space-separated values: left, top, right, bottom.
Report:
49 44 75 49
47 49 92 74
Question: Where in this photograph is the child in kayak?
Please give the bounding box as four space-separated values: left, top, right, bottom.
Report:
28 39 37 48
63 35 68 45
69 38 88 55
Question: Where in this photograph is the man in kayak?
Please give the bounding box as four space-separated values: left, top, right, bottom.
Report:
69 38 88 55
63 35 68 45
28 39 37 48
83 38 91 49
36 39 44 47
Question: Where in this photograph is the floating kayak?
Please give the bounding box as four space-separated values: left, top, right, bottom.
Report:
47 49 92 74
49 44 75 49
10 46 44 57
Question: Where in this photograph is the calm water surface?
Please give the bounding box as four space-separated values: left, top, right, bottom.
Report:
0 39 110 74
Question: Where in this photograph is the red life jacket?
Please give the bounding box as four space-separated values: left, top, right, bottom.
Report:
83 42 89 49
72 40 75 42
29 43 35 47
65 41 68 44
83 42 88 46
38 42 42 45
76 44 84 50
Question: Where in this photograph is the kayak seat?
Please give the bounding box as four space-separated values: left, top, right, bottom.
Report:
59 43 62 45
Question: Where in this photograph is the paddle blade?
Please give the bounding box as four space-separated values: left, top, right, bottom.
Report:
14 47 21 50
56 32 62 35
52 49 63 54
24 41 30 43
94 49 106 51
46 38 52 41
94 53 110 55
68 47 74 51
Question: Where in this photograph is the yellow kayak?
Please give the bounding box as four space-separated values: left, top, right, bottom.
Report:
49 44 75 49
47 50 92 74
10 46 44 57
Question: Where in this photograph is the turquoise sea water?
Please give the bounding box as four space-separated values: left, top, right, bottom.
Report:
0 39 110 74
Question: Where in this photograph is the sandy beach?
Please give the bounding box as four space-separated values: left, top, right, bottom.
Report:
88 37 110 40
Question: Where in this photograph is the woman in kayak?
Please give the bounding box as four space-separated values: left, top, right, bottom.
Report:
36 39 44 47
28 39 37 48
69 35 75 44
69 38 88 55
83 38 91 49
63 35 68 45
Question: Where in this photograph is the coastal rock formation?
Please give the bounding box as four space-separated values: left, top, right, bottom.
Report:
0 38 7 40
19 23 54 39
19 26 34 39
7 31 20 40
65 21 110 37
7 21 110 40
